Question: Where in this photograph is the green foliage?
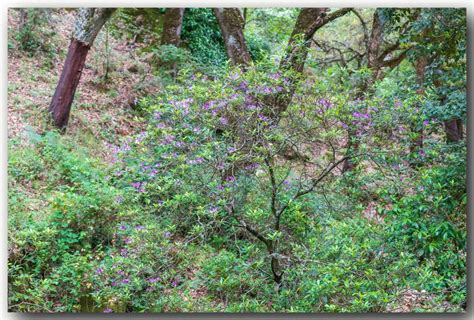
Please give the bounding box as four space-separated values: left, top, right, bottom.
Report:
11 8 56 66
181 9 227 69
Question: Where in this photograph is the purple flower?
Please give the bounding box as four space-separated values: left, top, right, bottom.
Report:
187 157 204 165
95 267 104 275
119 224 127 231
135 225 145 231
353 112 370 119
148 277 161 283
115 196 124 204
258 114 270 122
209 206 219 214
244 163 259 171
171 279 178 287
157 123 167 129
238 81 248 91
154 111 162 120
124 237 132 244
122 278 130 284
258 86 273 94
104 308 113 313
423 120 429 126
219 117 229 126
120 249 128 257
225 176 236 183
162 135 175 145
164 231 171 238
131 182 146 193
419 150 426 157
318 98 333 109
341 122 349 129
269 72 281 80
202 100 215 110
135 131 148 143
229 72 240 81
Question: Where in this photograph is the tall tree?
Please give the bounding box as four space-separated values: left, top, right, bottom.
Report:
341 8 412 172
49 8 115 130
213 8 252 68
161 8 184 47
273 8 352 116
216 8 352 288
160 8 185 77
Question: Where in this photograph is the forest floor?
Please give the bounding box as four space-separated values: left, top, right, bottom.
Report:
7 9 158 157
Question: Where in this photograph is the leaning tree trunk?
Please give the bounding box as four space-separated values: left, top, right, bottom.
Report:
49 8 115 130
213 8 252 68
273 8 351 117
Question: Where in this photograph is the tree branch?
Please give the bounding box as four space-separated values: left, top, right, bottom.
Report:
321 8 353 27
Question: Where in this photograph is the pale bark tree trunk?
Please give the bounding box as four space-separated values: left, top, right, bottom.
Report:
49 8 115 130
213 8 252 68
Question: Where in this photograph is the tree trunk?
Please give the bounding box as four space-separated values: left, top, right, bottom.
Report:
342 9 389 173
409 56 429 159
456 119 464 140
213 8 252 68
160 8 185 77
49 8 115 130
161 8 184 47
273 8 351 116
445 119 462 143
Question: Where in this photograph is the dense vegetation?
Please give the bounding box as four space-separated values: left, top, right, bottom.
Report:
8 8 466 312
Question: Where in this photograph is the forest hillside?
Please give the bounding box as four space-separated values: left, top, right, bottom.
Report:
7 8 467 313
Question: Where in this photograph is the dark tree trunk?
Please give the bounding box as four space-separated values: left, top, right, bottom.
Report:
49 8 115 130
49 39 90 129
445 119 462 143
341 115 361 173
161 8 184 46
213 8 252 68
457 119 464 140
273 8 352 116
